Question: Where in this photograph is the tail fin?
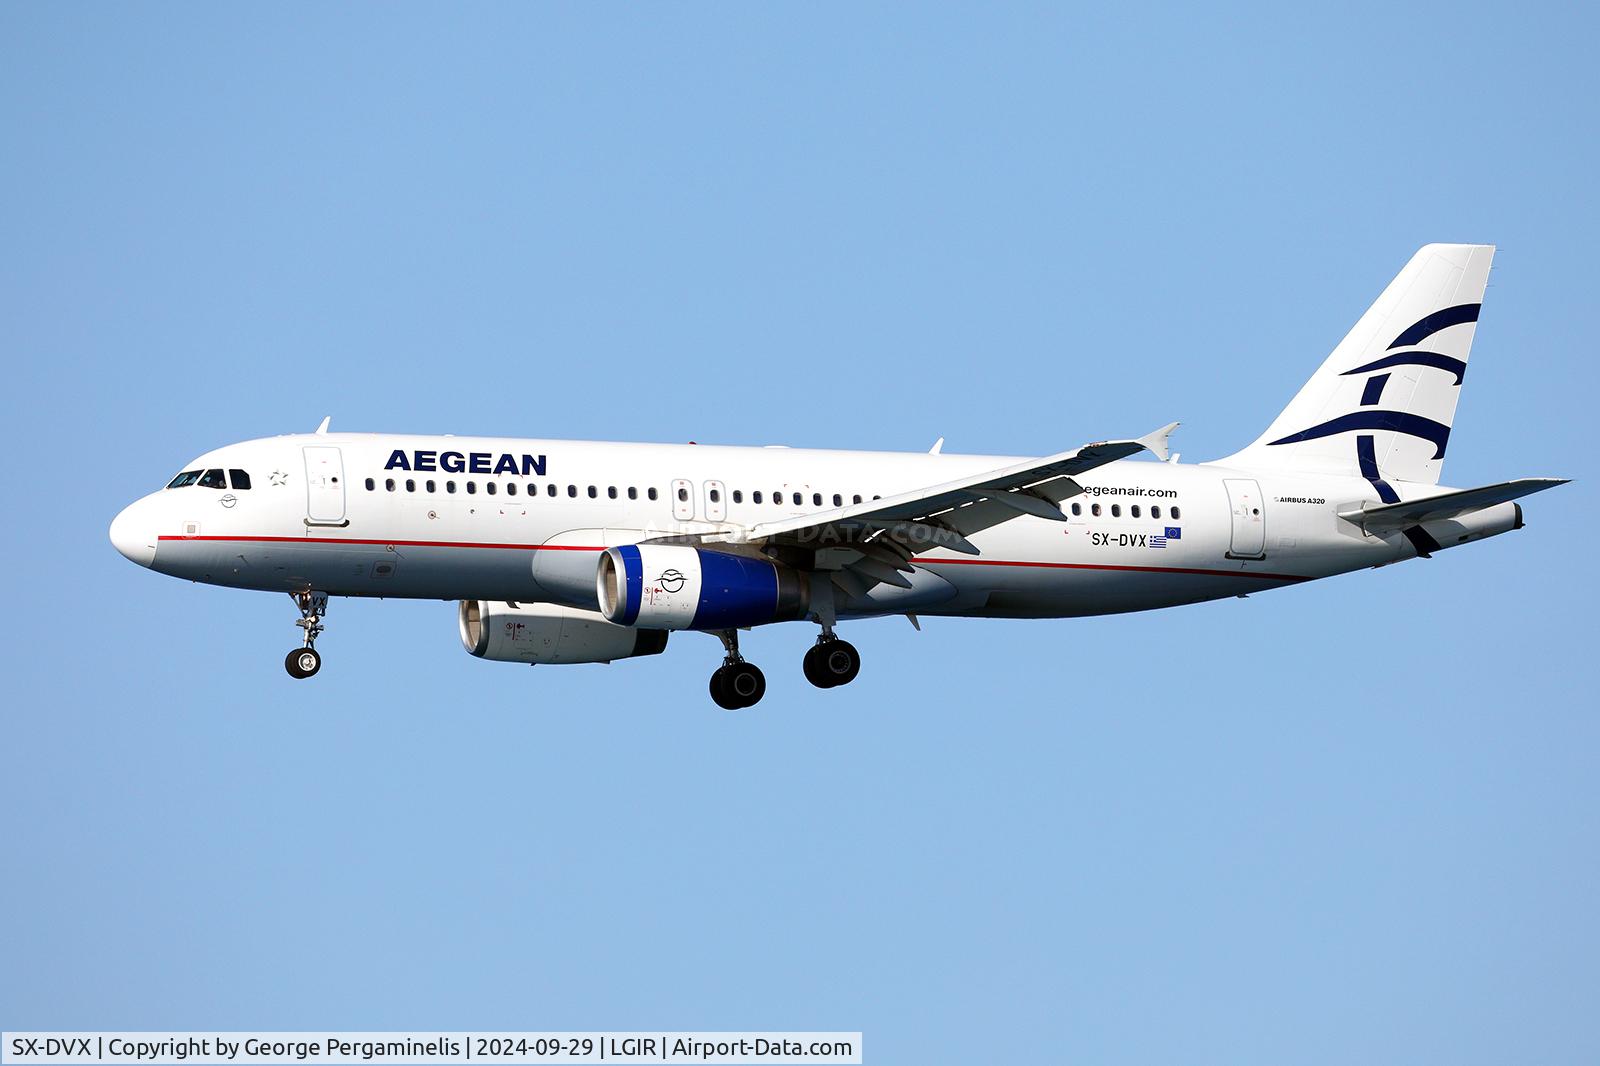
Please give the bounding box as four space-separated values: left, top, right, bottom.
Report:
1219 244 1494 489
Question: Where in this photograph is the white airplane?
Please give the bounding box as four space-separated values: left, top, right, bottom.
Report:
111 244 1565 708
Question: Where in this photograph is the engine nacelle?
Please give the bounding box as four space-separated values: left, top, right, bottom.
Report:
459 600 667 665
596 544 809 631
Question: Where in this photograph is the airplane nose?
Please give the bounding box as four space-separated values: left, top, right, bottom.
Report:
110 500 157 568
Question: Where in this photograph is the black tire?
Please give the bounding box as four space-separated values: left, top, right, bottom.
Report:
709 666 741 710
726 662 766 708
286 647 321 679
820 640 860 687
803 643 835 688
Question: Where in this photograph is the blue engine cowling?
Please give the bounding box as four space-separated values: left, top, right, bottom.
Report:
596 545 810 631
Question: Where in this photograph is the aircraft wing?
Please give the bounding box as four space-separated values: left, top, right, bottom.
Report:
1338 477 1568 533
700 424 1178 600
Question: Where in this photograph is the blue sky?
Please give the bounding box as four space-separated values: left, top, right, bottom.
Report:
2 4 1595 1063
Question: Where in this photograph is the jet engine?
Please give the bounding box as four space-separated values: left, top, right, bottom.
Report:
458 600 667 664
595 544 809 631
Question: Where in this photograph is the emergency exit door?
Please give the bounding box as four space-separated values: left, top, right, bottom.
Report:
671 478 695 522
1224 478 1266 559
303 446 347 525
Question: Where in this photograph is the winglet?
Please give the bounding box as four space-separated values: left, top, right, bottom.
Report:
929 437 945 455
1137 422 1179 463
314 416 331 435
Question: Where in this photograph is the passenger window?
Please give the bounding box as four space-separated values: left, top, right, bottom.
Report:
1151 505 1161 519
427 480 436 493
853 495 862 505
447 481 457 494
1071 502 1081 516
753 491 763 504
709 488 721 503
647 487 659 501
1092 503 1101 516
485 482 496 495
608 486 618 499
774 490 783 505
1172 506 1181 519
1111 504 1121 517
547 484 557 497
732 490 743 504
167 470 203 489
628 487 638 500
199 469 227 489
793 492 802 505
1132 504 1141 518
406 479 416 492
677 486 689 502
833 494 842 507
507 483 517 496
228 470 251 490
812 493 822 506
567 485 577 498
587 485 597 498
385 478 396 492
365 478 375 491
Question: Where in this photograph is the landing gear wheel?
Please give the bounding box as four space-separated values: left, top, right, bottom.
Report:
804 639 860 688
726 662 766 708
285 591 328 680
710 666 736 709
709 662 765 709
285 647 321 679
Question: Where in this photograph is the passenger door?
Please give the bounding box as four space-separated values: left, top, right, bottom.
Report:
1224 478 1266 559
303 447 347 525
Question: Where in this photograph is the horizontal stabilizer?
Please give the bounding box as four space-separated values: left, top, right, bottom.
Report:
1339 478 1568 533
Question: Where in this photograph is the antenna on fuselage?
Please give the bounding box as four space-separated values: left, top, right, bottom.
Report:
314 416 331 435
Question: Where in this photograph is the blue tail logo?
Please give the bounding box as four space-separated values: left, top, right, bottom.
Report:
1266 303 1478 496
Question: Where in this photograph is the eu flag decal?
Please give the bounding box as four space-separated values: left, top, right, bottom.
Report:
1165 526 1182 539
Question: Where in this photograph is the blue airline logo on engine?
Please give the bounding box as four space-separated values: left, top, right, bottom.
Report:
383 449 547 476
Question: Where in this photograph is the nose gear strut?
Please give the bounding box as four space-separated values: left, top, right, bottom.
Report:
285 591 328 679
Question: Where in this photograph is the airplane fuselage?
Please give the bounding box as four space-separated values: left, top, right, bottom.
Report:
110 431 1517 621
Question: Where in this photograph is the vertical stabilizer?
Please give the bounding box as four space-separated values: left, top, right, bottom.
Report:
1219 244 1494 491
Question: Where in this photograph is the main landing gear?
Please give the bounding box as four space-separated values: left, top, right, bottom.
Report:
705 626 864 708
803 634 862 689
709 630 766 711
285 591 328 679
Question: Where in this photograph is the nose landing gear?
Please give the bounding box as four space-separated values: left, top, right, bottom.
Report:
708 629 766 710
285 591 328 679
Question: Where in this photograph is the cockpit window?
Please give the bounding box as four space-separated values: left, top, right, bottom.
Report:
198 469 228 489
229 469 251 490
167 470 203 489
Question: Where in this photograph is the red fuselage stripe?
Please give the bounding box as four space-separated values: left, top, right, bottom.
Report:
909 556 1308 582
157 535 1306 582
